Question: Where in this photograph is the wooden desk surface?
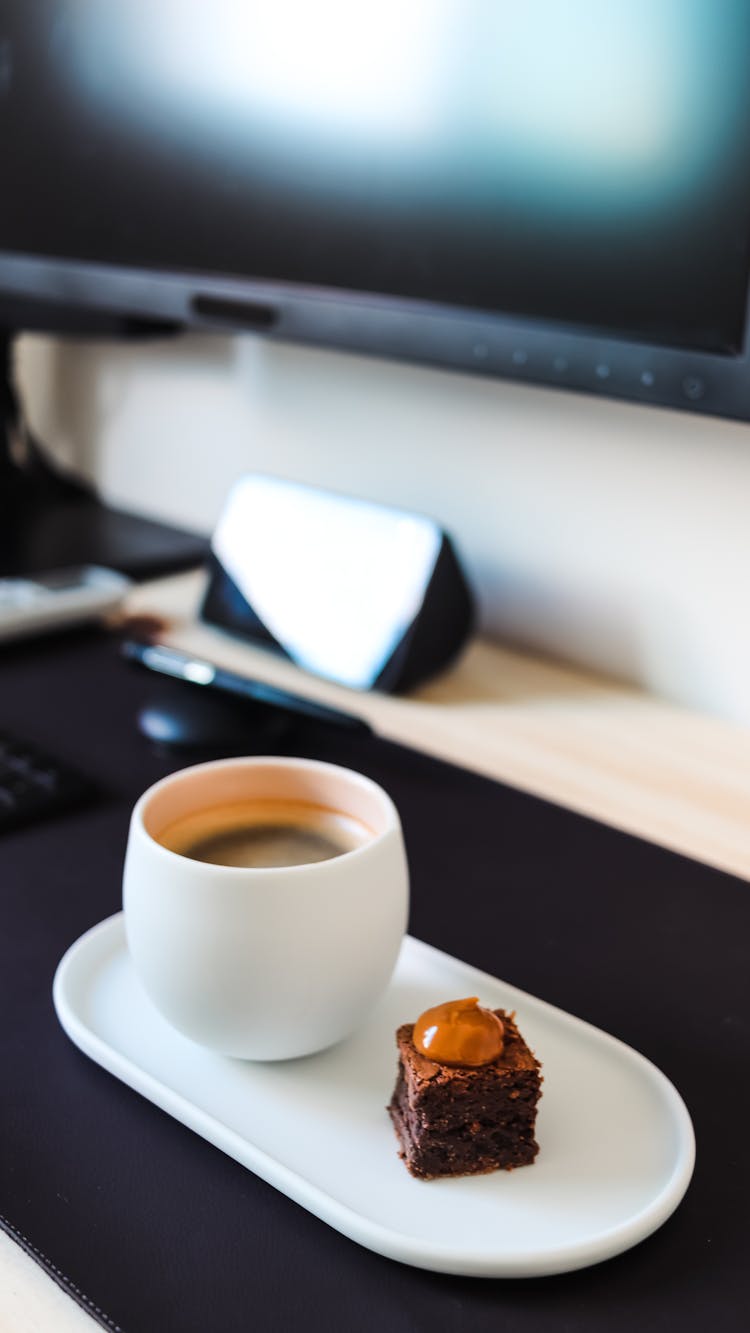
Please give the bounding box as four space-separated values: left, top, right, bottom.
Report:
127 570 750 883
4 569 749 1332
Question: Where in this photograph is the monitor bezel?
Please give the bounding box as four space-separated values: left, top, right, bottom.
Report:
2 249 750 421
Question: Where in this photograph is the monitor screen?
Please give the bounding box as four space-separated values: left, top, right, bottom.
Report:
2 2 750 417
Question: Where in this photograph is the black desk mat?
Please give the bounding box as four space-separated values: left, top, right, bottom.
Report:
0 630 748 1332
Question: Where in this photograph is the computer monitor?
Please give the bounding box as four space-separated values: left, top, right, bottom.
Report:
2 3 750 423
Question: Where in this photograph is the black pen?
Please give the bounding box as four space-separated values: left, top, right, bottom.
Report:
121 640 372 733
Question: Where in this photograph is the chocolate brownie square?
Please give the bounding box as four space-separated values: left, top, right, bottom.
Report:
388 1009 542 1179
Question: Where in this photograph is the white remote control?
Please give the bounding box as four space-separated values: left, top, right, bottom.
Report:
0 565 131 642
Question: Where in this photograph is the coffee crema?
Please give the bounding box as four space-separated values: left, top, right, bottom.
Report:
155 798 372 868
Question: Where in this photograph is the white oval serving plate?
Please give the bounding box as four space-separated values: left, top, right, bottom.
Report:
53 913 694 1278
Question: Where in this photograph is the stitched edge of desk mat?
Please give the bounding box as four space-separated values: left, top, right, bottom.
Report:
1 631 747 1333
0 1212 122 1333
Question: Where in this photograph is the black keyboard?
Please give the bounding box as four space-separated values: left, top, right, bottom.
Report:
0 731 96 833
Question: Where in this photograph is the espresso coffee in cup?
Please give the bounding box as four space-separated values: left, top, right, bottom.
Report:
123 756 409 1060
156 798 372 868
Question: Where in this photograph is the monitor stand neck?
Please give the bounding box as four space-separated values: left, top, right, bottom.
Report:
0 331 93 503
0 331 208 579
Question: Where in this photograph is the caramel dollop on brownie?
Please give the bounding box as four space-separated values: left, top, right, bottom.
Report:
413 996 505 1066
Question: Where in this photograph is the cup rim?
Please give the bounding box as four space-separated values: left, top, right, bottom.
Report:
131 754 400 875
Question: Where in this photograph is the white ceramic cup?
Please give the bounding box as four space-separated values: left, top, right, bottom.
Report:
122 756 409 1060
